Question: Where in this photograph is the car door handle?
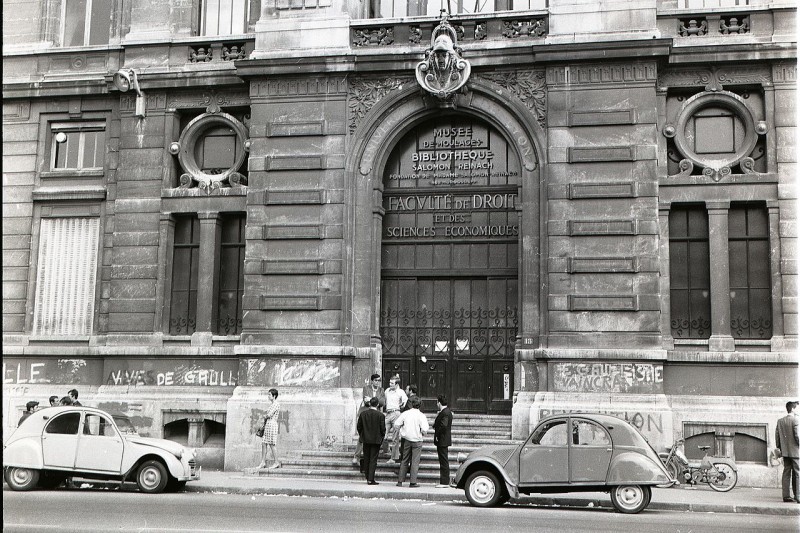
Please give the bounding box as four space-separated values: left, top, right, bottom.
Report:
606 448 613 452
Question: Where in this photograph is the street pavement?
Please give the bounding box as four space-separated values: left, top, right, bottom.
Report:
185 470 800 516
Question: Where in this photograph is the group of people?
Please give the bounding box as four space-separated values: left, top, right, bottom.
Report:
18 389 82 426
355 373 453 487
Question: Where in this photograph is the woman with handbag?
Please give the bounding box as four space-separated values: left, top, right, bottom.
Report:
258 388 281 469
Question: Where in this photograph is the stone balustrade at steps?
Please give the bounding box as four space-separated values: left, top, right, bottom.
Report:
245 414 521 482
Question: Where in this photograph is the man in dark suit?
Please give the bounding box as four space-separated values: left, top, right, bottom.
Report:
357 396 386 485
776 401 800 503
433 394 453 488
353 374 386 466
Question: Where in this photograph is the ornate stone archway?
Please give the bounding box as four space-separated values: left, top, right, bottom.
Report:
344 79 548 396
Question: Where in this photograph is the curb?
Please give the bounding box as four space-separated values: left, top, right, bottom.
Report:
184 484 800 516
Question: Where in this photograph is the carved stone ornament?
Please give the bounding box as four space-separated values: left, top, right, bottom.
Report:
415 12 471 101
479 70 547 128
665 90 765 182
170 112 250 193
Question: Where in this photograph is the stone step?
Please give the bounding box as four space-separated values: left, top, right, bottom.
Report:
249 466 449 482
280 459 460 472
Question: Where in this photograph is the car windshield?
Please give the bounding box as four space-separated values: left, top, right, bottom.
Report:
112 416 139 436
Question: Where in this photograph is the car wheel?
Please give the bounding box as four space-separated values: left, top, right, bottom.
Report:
610 485 651 514
708 463 737 492
4 467 40 491
465 470 504 507
136 460 169 494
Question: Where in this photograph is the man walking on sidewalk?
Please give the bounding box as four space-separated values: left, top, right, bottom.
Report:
357 397 386 485
776 400 800 503
433 394 453 488
395 396 429 487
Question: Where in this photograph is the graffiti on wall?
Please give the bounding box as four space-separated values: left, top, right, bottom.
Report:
539 408 665 436
552 362 663 393
3 359 101 384
242 359 340 387
104 360 238 387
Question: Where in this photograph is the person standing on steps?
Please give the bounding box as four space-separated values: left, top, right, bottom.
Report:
395 396 428 487
68 389 82 406
259 388 282 470
397 384 418 470
433 394 453 488
353 374 385 466
357 397 386 485
383 375 407 464
776 400 800 503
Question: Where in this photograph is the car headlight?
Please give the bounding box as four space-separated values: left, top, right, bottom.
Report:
457 452 468 463
174 449 183 460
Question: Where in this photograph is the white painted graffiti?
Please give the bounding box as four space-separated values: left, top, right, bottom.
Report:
553 363 663 393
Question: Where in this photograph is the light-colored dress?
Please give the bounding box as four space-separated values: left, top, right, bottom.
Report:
261 401 280 446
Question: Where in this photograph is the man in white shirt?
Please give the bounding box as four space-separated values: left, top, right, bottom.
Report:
383 376 408 462
395 396 429 487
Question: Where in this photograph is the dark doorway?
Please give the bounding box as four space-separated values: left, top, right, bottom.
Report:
379 115 520 414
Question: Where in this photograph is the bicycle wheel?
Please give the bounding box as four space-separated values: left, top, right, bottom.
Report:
708 463 737 492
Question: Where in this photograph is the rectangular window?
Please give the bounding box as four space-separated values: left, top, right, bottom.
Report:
201 0 249 36
669 205 711 339
33 217 99 335
217 214 246 335
51 122 106 171
728 203 771 339
169 216 200 335
62 0 111 46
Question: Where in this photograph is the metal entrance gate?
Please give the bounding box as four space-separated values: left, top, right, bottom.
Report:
378 115 521 414
380 277 517 413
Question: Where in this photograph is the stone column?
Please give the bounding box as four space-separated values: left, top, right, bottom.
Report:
196 212 222 334
658 202 674 349
707 201 734 352
767 201 785 346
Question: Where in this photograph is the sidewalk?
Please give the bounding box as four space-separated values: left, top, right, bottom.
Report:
187 470 800 516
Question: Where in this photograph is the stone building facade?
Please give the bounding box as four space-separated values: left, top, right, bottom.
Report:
2 0 797 484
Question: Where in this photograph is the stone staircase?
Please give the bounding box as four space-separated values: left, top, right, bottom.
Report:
247 414 519 482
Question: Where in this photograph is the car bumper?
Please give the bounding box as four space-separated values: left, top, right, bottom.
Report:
176 465 201 482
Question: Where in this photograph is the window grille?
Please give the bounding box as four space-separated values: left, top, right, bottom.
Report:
669 205 711 339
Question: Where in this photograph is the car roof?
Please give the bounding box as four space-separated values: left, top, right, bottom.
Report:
537 412 645 444
6 406 120 440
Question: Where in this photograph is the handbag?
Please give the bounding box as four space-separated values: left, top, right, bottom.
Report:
770 447 782 467
256 418 266 438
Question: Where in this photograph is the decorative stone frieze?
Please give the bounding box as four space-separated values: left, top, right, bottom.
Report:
352 27 394 47
189 46 213 63
658 65 771 91
254 78 347 98
678 18 707 37
719 16 749 35
167 90 250 113
501 18 548 39
547 63 657 86
347 77 410 134
478 71 546 128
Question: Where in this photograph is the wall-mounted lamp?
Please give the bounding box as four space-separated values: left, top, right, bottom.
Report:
113 68 146 118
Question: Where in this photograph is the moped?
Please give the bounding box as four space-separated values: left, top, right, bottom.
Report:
659 438 738 492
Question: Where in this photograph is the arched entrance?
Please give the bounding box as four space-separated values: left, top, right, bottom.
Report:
379 115 520 414
346 81 544 418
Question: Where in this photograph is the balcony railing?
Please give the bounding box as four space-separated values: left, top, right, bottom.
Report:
352 9 548 47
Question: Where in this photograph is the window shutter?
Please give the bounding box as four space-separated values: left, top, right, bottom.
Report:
33 217 99 335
